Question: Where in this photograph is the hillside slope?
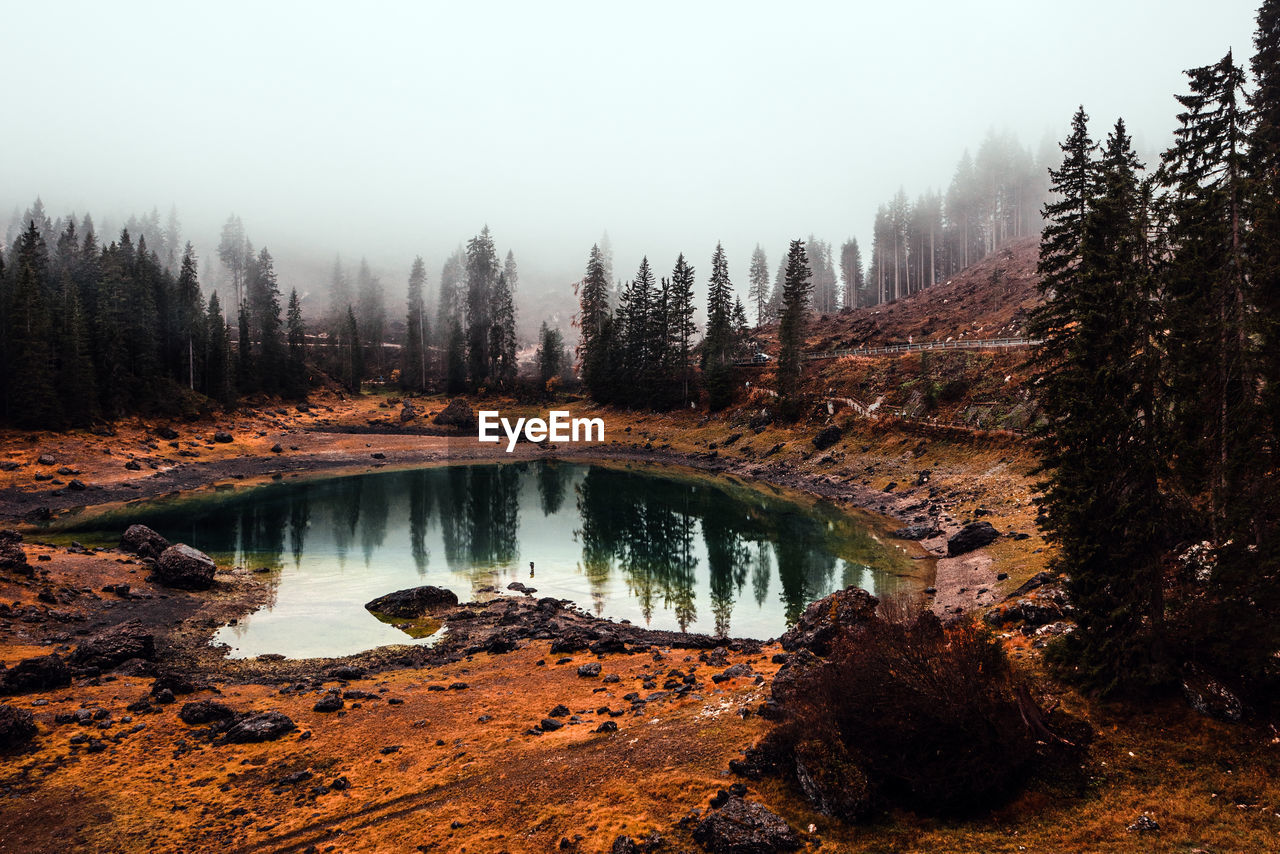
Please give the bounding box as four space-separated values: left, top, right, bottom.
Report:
791 236 1041 351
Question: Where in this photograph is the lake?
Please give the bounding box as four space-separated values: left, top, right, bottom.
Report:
53 461 928 658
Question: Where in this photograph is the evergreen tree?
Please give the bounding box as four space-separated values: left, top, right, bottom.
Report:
839 238 864 309
747 245 769 326
355 258 386 379
285 288 307 398
342 306 363 393
503 250 519 294
329 255 351 319
536 321 564 388
444 315 467 394
217 214 248 313
577 244 612 400
248 247 286 393
465 226 499 388
775 240 812 419
204 292 234 407
6 221 61 427
490 271 517 389
402 256 429 392
669 254 698 406
175 243 204 391
1035 118 1169 693
704 243 735 410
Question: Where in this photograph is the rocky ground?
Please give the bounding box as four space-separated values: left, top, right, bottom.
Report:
1 391 1277 853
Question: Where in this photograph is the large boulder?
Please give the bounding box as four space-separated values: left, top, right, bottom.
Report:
365 585 459 618
220 712 296 743
0 655 71 695
0 704 37 750
70 620 156 670
0 530 31 577
154 544 216 590
779 587 878 656
947 521 1000 556
890 524 943 541
432 399 476 429
792 739 872 822
178 700 238 725
812 425 842 452
120 524 170 559
692 796 802 854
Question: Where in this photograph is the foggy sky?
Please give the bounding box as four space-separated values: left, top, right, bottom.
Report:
2 0 1262 314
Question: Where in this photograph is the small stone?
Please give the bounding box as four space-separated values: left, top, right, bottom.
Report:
577 662 602 678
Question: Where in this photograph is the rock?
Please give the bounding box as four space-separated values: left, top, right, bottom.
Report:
539 717 564 732
779 587 878 656
947 521 1000 556
178 700 237 725
1182 667 1244 723
1126 815 1159 834
507 581 537 595
792 739 872 822
221 712 296 743
364 585 459 618
36 454 56 466
399 404 417 423
890 525 942 541
124 460 142 471
0 655 71 694
213 432 234 443
812 425 842 451
1016 597 1062 627
487 635 518 654
0 530 31 577
155 426 179 440
313 692 344 713
67 479 87 491
70 620 156 670
594 720 618 733
1004 571 1054 599
692 796 802 853
328 666 364 681
270 444 283 454
548 704 571 718
0 704 37 750
432 399 477 429
577 662 602 678
154 544 217 590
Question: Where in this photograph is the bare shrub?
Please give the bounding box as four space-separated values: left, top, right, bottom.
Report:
770 609 1080 817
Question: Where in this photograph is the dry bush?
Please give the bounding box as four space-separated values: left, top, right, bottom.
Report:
770 610 1081 818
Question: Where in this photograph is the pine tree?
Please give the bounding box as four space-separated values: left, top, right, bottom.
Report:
839 238 864 309
248 248 286 393
285 288 307 398
342 306 363 393
775 240 812 419
204 292 234 407
403 256 429 392
217 214 248 313
503 250 519 295
747 245 769 326
1035 117 1170 693
6 221 61 427
704 243 736 410
465 226 499 388
444 315 467 394
536 322 564 388
490 271 517 389
577 244 612 400
669 254 697 406
175 243 204 391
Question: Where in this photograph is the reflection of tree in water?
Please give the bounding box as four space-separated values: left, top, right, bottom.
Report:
408 470 433 575
325 475 364 567
537 461 569 516
576 467 701 631
289 495 310 568
751 546 772 607
437 464 521 575
773 520 839 625
703 506 753 637
358 475 390 567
